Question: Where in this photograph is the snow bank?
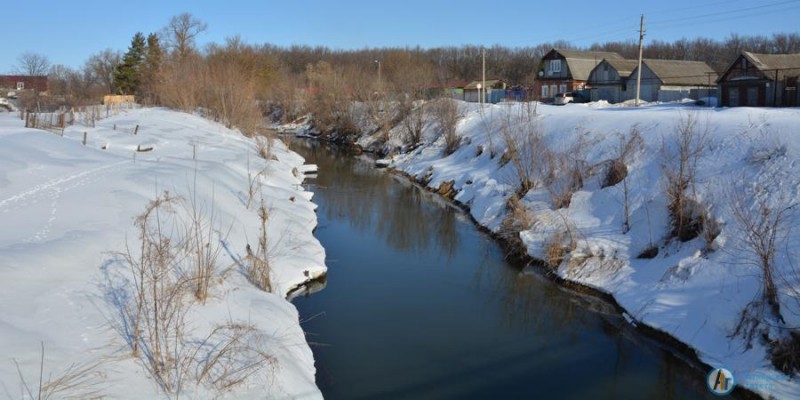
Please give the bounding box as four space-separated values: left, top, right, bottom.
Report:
374 101 800 398
0 108 325 398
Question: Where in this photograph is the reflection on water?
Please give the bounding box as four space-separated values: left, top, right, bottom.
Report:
288 138 724 400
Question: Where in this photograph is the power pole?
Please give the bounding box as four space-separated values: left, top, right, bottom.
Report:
635 14 645 107
481 47 486 104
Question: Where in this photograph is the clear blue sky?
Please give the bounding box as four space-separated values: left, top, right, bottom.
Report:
2 0 799 73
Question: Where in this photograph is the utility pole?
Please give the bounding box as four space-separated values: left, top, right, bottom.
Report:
773 69 779 106
481 47 486 105
635 14 645 107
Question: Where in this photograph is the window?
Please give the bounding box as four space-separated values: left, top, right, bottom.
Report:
16 82 24 90
550 85 557 97
542 85 549 98
559 84 567 94
549 59 562 75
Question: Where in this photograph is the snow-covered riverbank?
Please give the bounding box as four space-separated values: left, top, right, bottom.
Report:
0 107 325 398
356 100 800 399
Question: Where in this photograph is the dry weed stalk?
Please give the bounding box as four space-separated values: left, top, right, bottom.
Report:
246 203 272 292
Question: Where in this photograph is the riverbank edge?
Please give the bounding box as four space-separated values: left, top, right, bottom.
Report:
384 165 764 400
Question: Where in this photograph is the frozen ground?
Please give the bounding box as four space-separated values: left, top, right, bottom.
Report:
0 107 325 399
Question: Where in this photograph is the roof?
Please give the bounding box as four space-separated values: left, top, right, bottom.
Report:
554 49 624 61
743 52 800 80
603 59 640 78
549 49 625 81
640 59 717 86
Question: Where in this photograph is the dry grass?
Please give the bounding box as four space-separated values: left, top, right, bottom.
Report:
12 343 104 400
246 203 272 292
544 231 574 269
114 191 277 396
771 331 800 376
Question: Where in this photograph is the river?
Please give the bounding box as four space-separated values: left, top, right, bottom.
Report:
288 138 722 399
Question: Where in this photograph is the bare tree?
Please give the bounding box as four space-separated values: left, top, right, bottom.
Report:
16 52 50 76
164 13 208 60
85 49 122 95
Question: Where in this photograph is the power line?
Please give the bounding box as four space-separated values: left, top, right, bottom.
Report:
649 0 800 27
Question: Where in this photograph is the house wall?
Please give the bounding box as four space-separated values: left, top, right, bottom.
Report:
588 61 628 103
632 65 660 102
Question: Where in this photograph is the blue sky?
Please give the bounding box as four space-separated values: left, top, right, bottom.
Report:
2 0 799 73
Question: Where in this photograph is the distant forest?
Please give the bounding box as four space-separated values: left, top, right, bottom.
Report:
22 13 800 131
260 32 800 85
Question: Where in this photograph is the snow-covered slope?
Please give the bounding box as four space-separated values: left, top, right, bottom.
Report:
0 107 325 398
369 100 800 398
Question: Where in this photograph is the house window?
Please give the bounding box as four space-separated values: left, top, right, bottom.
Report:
542 85 549 98
559 84 567 94
550 85 557 97
548 59 562 75
16 82 24 90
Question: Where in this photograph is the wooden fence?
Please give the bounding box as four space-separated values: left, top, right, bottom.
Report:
22 103 139 135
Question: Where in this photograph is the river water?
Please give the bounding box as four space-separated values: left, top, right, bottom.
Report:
288 138 721 399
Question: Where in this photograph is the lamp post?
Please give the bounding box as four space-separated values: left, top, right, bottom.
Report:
477 83 482 106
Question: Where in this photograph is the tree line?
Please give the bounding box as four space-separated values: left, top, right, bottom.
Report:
16 13 800 134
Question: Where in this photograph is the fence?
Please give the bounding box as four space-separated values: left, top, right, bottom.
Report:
22 102 139 135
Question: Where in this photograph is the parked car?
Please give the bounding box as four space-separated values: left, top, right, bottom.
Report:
554 91 590 105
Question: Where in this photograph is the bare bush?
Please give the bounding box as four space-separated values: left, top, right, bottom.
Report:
499 194 533 251
192 323 277 392
500 102 543 193
185 181 223 303
402 101 426 147
661 113 710 241
603 125 644 188
431 97 462 155
120 191 192 392
729 179 795 337
115 191 277 396
543 133 591 209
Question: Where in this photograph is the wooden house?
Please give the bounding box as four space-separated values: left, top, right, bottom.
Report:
534 49 624 102
717 51 800 107
628 59 717 102
587 59 639 103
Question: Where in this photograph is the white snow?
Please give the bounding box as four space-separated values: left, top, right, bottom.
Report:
0 107 325 398
367 100 800 398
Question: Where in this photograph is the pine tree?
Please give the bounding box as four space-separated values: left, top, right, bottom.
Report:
139 33 164 104
113 32 147 95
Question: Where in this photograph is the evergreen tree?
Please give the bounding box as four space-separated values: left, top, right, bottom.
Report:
139 33 164 103
113 32 147 95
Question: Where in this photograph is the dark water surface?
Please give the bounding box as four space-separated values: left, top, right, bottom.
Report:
288 139 719 400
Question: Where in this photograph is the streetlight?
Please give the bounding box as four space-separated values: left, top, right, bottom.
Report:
477 83 482 106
